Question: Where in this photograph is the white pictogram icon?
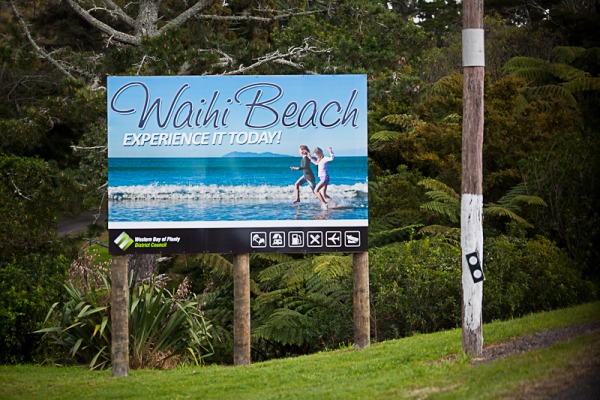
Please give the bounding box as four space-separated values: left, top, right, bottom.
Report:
307 231 323 247
251 232 267 248
326 231 342 247
288 231 304 247
345 231 361 247
270 232 285 247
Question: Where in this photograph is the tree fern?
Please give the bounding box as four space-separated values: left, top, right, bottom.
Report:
552 46 586 64
508 66 557 85
312 255 351 280
369 130 401 145
503 56 549 75
425 72 463 96
504 48 597 108
549 62 590 82
380 113 424 131
418 225 460 247
418 178 460 200
252 309 309 346
484 182 547 228
523 85 578 108
370 114 424 148
194 253 233 278
564 76 600 92
253 255 352 350
418 178 460 223
369 224 422 247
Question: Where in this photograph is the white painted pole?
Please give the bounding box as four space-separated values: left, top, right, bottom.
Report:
461 0 485 357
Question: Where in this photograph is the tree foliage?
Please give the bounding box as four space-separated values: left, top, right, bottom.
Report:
0 0 598 365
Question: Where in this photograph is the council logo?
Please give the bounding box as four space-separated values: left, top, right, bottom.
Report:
114 231 134 251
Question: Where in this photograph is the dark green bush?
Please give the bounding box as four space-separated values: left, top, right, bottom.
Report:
370 239 462 341
369 236 597 342
483 235 597 321
0 253 70 364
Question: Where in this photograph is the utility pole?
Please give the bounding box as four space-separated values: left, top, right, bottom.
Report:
461 0 485 357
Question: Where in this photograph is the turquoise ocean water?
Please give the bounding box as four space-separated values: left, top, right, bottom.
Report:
108 157 368 222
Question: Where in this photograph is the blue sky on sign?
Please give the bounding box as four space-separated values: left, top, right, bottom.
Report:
107 75 368 158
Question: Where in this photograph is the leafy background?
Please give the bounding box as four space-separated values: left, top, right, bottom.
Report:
0 0 598 366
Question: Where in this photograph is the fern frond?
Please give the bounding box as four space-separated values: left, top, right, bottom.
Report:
369 224 423 247
258 263 291 282
564 77 600 93
252 309 309 346
484 205 533 228
312 255 351 280
523 85 578 108
427 72 462 96
423 190 459 204
380 114 424 130
370 130 401 142
549 62 590 82
194 254 233 277
441 113 461 125
418 178 460 201
511 67 556 85
508 195 547 207
418 225 460 247
496 183 547 208
503 56 548 74
250 253 294 264
283 261 314 289
552 46 586 64
420 201 460 223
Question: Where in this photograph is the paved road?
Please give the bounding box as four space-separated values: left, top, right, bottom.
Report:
551 368 600 400
57 211 106 236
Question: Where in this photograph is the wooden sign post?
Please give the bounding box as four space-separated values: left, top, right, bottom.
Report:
353 252 370 350
233 253 251 366
461 0 485 357
111 255 129 376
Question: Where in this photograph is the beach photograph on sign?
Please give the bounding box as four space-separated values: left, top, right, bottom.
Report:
107 75 368 230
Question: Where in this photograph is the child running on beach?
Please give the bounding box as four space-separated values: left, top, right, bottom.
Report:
290 145 316 204
311 146 334 209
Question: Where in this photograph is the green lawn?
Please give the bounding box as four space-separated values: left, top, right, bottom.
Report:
2 302 599 400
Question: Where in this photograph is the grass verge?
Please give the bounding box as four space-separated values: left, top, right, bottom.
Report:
1 301 599 400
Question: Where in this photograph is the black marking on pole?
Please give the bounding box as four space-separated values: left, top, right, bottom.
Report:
466 251 484 283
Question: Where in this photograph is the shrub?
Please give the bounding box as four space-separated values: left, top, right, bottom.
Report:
37 269 214 369
369 236 597 342
370 239 462 341
483 235 597 321
0 253 70 364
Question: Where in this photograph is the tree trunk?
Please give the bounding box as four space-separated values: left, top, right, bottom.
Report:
128 254 156 285
136 0 160 37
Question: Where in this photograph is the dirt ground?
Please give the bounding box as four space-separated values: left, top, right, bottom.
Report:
472 321 600 399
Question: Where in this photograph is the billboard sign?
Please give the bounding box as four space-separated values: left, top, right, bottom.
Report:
107 75 368 254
